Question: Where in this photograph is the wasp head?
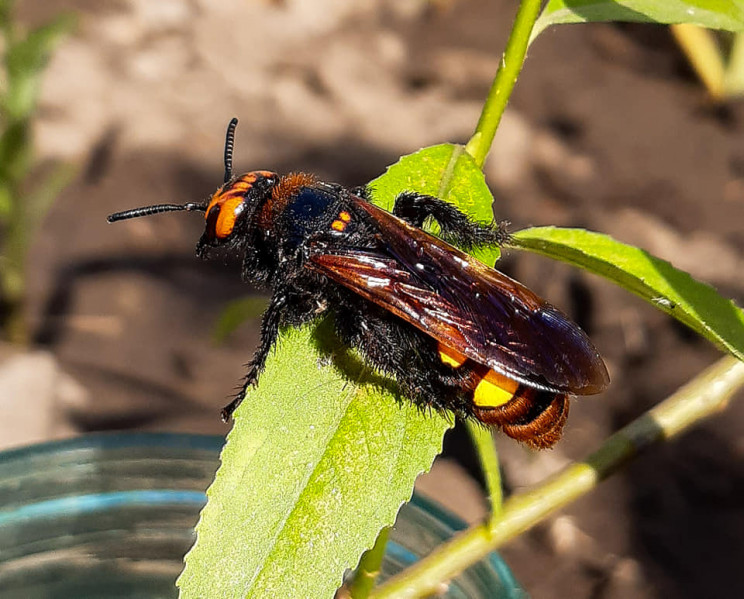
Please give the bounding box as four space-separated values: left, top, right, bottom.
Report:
107 118 278 258
198 169 278 252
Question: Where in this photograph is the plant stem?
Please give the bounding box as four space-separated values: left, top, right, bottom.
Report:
670 24 726 101
464 0 543 169
371 355 744 599
466 422 503 518
342 527 390 599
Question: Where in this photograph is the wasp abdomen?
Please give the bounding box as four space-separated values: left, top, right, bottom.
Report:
437 342 569 449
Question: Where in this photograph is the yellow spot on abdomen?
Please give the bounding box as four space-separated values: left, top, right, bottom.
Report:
331 220 346 232
339 211 351 222
438 343 468 368
437 342 519 409
473 370 520 408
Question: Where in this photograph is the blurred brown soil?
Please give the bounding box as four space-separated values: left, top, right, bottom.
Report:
4 1 744 598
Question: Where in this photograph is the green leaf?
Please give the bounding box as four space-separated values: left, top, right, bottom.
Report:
0 184 11 220
4 13 75 119
534 0 744 38
367 143 501 265
512 227 744 361
178 324 449 599
212 296 269 344
0 120 31 184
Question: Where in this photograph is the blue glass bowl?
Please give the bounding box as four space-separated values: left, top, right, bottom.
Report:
0 433 523 598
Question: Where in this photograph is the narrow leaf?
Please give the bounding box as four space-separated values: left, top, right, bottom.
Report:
0 184 11 220
0 120 31 184
368 143 501 265
670 23 726 99
512 227 744 361
178 325 449 599
724 31 744 95
534 0 744 39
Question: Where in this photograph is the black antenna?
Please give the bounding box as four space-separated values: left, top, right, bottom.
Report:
224 117 239 183
107 202 205 223
107 118 240 225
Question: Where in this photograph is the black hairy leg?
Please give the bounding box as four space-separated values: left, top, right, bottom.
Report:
330 291 474 418
220 279 324 421
391 192 510 251
220 291 288 421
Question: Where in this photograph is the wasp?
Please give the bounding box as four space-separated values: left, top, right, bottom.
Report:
108 119 609 449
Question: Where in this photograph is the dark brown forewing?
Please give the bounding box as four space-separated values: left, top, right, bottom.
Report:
309 197 609 395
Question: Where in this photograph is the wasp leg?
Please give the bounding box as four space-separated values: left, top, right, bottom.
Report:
332 298 472 418
220 281 324 421
391 192 510 250
220 292 288 421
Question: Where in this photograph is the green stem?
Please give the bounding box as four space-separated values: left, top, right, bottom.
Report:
466 422 503 518
465 0 543 169
344 527 390 599
371 355 744 599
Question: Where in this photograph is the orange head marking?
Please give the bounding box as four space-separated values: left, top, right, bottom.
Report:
205 171 277 240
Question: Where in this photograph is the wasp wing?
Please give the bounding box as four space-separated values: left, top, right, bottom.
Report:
309 197 608 395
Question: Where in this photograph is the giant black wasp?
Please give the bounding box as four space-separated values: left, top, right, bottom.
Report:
108 119 609 448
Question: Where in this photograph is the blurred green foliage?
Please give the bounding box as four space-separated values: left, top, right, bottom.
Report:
212 296 268 344
0 0 75 344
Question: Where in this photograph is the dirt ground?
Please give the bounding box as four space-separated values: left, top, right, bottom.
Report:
3 1 744 597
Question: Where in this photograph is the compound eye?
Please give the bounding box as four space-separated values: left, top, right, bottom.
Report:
205 204 222 242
